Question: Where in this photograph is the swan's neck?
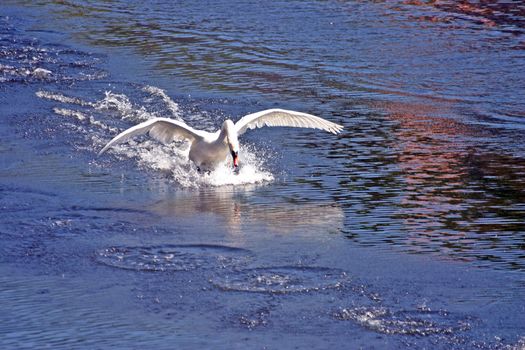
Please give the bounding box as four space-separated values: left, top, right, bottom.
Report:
218 123 229 142
219 120 239 151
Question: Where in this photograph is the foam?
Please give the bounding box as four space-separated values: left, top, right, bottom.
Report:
53 107 87 121
334 306 471 336
127 141 273 188
52 107 118 133
42 85 275 188
143 85 182 119
211 266 347 294
95 244 253 272
36 90 96 107
95 91 155 122
31 68 52 78
195 152 274 187
0 64 52 79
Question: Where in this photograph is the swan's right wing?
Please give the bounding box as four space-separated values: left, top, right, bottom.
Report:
98 118 208 155
235 108 343 136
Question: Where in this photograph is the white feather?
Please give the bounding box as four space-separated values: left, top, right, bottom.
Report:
98 118 209 156
99 109 343 170
235 108 343 135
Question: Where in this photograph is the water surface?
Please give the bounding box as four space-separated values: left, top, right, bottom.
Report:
1 1 524 349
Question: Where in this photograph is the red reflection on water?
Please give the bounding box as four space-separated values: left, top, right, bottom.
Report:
383 97 525 268
388 107 472 253
406 0 525 30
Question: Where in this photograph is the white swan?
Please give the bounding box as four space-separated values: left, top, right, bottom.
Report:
98 108 343 171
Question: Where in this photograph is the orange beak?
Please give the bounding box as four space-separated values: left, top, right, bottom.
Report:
231 151 239 168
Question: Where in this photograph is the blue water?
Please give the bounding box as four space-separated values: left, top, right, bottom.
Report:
1 1 524 349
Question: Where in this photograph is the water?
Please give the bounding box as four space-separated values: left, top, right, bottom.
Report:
1 1 524 348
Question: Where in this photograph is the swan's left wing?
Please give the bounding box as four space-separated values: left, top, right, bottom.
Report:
234 108 343 136
98 118 209 156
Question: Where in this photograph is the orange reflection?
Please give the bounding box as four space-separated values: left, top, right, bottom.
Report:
384 98 525 268
388 105 471 251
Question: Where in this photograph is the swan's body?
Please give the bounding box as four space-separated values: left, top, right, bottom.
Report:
98 108 343 170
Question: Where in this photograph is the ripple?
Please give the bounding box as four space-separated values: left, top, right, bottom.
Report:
95 244 253 272
210 266 348 294
0 17 106 85
334 306 471 336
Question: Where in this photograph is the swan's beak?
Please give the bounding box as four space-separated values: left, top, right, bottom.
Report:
231 150 239 168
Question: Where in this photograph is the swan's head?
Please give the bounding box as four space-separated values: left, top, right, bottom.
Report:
222 119 239 168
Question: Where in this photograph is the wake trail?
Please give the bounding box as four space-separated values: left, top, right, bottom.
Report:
36 86 274 188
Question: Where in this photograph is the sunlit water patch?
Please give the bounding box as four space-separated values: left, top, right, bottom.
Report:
95 244 253 272
211 266 348 294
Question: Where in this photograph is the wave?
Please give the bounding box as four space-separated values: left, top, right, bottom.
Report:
36 86 274 188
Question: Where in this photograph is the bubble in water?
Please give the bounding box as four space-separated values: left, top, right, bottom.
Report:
95 244 253 272
334 306 471 336
210 266 348 294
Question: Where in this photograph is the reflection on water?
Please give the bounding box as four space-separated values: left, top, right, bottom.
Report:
150 187 344 237
329 108 525 270
389 112 525 267
429 1 525 34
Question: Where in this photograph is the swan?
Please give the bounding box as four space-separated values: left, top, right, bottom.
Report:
98 108 343 171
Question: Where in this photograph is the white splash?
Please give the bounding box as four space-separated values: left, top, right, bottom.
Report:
143 85 182 119
32 67 52 78
95 91 155 122
51 106 118 133
53 107 87 121
124 140 273 188
1 64 52 79
194 149 274 187
36 90 96 107
40 85 275 188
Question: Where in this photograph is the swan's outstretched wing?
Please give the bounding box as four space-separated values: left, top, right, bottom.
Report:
98 118 209 155
235 108 343 136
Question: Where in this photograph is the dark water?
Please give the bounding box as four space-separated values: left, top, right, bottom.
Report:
1 1 525 349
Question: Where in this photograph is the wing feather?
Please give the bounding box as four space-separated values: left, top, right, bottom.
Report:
235 109 343 136
98 118 208 156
